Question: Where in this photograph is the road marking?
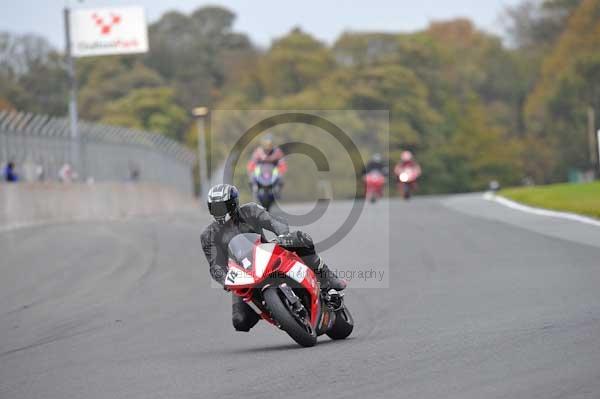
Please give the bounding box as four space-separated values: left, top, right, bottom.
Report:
0 220 56 233
483 192 600 228
0 215 135 233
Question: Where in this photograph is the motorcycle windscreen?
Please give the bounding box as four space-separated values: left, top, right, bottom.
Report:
228 233 261 270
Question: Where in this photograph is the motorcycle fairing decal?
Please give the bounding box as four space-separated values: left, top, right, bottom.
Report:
242 257 252 269
271 167 279 180
225 267 255 286
254 243 275 278
320 309 331 331
286 262 309 283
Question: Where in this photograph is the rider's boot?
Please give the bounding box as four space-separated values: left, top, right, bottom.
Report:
317 263 347 291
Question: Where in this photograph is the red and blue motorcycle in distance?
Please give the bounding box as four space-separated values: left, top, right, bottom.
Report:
224 233 354 347
251 163 281 211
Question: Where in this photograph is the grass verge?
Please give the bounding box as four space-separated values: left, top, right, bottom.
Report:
500 182 600 219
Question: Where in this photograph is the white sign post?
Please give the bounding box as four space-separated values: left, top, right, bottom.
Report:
70 7 149 57
597 129 600 175
63 6 148 178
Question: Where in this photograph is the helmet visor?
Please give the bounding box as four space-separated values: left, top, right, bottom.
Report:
209 201 229 218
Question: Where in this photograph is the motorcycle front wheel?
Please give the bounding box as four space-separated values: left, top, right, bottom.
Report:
403 184 411 200
257 190 274 211
261 199 273 211
263 286 317 347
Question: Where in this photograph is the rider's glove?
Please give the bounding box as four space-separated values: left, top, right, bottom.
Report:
276 233 295 247
276 231 314 249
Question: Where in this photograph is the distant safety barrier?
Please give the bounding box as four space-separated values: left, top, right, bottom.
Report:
0 110 196 194
0 183 199 231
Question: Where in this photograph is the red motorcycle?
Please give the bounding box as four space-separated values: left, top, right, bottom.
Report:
396 165 421 199
224 233 354 347
364 171 386 203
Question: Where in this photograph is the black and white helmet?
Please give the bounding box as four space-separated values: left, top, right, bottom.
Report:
207 184 239 224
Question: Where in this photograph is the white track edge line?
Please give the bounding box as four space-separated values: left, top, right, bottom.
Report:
482 192 600 228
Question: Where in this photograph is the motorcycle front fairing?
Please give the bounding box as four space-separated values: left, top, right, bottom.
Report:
397 166 420 183
224 234 322 328
253 163 280 188
365 171 385 188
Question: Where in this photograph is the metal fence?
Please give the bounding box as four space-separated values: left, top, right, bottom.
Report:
0 110 196 195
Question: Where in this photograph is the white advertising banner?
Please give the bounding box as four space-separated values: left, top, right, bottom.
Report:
70 7 148 57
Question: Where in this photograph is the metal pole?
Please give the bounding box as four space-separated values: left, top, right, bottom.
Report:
196 116 209 200
587 107 597 167
597 129 600 177
64 6 82 178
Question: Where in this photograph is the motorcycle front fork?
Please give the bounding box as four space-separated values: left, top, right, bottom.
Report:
324 289 345 312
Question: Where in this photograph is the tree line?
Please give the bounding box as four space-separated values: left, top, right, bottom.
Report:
0 0 597 194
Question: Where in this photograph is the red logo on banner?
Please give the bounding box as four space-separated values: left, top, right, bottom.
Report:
91 13 121 35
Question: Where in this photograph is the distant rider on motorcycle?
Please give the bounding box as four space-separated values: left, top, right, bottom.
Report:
394 150 422 196
247 134 288 180
362 153 387 176
200 184 346 332
394 151 421 180
362 153 388 202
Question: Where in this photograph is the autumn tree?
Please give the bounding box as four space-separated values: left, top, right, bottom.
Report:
100 87 188 141
0 32 67 115
145 6 255 109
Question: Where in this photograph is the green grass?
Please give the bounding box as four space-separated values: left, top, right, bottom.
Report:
500 182 600 219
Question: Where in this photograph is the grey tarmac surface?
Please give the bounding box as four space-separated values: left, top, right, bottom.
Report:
1 195 600 399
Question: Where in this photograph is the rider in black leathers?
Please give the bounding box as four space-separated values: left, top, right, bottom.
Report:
362 153 388 176
200 184 346 332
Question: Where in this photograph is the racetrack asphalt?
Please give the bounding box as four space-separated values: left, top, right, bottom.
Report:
1 195 600 399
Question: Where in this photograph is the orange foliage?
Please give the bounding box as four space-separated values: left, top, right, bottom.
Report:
0 98 14 112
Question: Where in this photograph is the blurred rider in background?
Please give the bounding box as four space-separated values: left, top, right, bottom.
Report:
394 150 421 178
246 134 287 176
394 150 422 199
363 153 388 176
247 134 287 195
362 153 388 202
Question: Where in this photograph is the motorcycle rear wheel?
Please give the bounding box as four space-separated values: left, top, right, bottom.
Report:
263 286 317 347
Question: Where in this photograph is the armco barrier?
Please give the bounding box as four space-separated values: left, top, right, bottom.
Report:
0 183 199 231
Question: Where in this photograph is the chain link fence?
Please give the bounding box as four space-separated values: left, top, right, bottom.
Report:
0 110 196 195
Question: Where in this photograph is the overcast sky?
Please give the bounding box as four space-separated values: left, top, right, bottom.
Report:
2 0 522 49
